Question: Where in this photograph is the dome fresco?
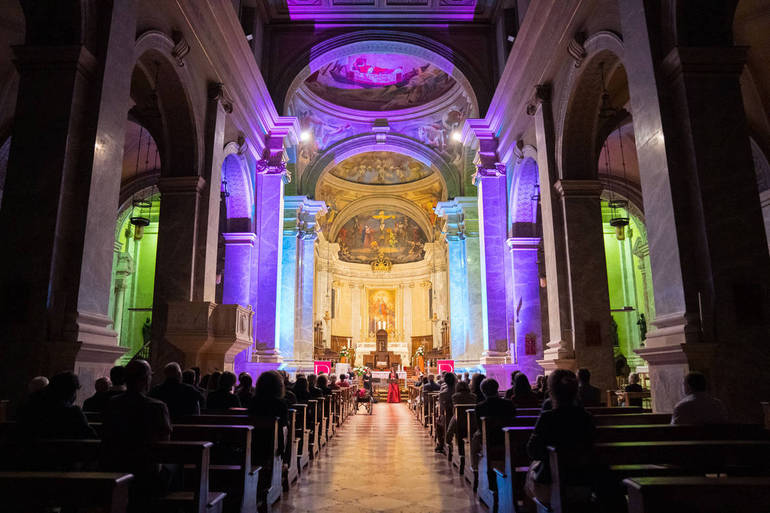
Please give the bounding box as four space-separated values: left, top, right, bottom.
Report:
329 151 433 185
304 53 456 111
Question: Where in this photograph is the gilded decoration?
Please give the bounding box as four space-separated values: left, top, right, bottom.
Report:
330 151 432 185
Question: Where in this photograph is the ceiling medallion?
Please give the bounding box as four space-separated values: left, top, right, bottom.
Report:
371 250 393 272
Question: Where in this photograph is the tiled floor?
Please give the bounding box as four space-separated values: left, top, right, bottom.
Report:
276 402 487 512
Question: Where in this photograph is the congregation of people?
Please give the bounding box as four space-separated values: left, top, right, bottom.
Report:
409 366 744 512
1 360 362 512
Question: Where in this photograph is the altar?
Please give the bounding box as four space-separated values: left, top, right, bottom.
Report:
362 329 402 370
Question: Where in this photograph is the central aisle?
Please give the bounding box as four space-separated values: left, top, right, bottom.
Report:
278 402 486 513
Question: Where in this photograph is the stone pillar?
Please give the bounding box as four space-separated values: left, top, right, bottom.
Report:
474 160 513 364
555 180 616 394
250 136 290 368
404 283 414 358
277 196 326 372
531 86 578 372
435 198 482 370
0 2 137 404
507 237 544 380
222 232 257 372
620 0 770 420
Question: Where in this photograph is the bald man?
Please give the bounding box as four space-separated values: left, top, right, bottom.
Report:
149 362 203 418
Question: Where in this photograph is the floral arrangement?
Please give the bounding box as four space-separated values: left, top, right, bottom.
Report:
415 345 425 357
338 346 350 358
354 366 368 376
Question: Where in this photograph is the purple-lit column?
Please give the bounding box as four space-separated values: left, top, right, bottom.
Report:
251 137 290 367
473 144 513 366
507 237 543 380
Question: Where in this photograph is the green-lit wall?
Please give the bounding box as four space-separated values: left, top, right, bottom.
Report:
601 200 654 371
111 194 160 363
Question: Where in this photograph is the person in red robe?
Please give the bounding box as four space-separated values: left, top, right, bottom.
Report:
387 369 401 403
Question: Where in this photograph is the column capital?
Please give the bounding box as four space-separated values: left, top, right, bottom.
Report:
526 83 552 116
506 237 541 251
257 133 291 183
298 199 328 240
158 176 206 195
221 232 257 246
553 179 603 199
435 200 466 240
207 82 233 113
472 162 507 185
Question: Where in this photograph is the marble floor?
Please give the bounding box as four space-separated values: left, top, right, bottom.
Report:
276 402 488 512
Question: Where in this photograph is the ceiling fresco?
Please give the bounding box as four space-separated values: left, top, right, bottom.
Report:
330 151 433 185
305 54 456 111
336 209 427 264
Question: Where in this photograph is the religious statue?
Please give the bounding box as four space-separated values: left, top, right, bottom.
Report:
609 315 619 347
637 313 648 342
142 317 152 344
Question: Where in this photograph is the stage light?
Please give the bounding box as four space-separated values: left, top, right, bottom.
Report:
451 130 462 142
300 130 311 142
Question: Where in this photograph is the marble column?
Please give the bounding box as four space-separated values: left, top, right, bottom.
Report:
620 0 770 420
531 86 577 372
0 1 136 403
250 137 290 367
404 283 414 359
555 180 616 394
222 232 257 372
475 161 513 364
508 237 544 380
278 196 326 372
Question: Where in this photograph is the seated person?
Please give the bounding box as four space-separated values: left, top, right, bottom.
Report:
206 371 241 411
470 379 516 467
624 373 644 407
470 373 486 403
446 381 478 445
248 370 288 455
307 374 323 399
504 370 522 399
83 376 112 413
577 368 602 407
435 373 457 453
328 374 339 390
106 365 127 398
526 369 595 505
317 374 332 396
421 374 440 404
338 374 350 388
236 372 254 406
19 371 96 440
671 371 727 425
293 375 310 403
101 360 173 511
510 373 542 408
149 362 204 418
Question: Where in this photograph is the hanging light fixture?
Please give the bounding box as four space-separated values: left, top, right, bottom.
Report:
598 62 617 120
609 124 630 241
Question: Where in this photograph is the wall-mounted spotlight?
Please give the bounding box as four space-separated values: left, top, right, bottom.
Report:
451 130 462 142
300 130 312 142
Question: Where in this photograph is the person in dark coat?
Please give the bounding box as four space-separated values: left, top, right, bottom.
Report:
83 377 113 413
236 372 254 406
294 375 310 403
509 373 542 408
206 371 241 411
577 368 602 407
19 371 96 440
149 362 204 418
248 370 288 455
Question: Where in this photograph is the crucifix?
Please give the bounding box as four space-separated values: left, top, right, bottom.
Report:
372 210 395 231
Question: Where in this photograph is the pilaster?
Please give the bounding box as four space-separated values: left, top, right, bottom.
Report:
507 237 544 380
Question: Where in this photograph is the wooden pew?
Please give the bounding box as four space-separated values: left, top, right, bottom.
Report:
13 439 225 513
171 424 258 513
506 413 671 428
495 424 770 513
464 408 478 489
515 406 649 416
306 399 321 459
451 404 476 475
283 408 299 489
478 416 518 512
0 471 134 513
548 440 770 513
428 392 440 437
624 476 770 513
292 404 310 471
248 418 283 513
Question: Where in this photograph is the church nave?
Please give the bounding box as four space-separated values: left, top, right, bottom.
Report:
278 403 484 513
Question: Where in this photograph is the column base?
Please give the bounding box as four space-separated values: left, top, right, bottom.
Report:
480 350 510 365
281 359 315 375
480 363 518 387
535 356 577 374
237 361 282 379
73 342 128 405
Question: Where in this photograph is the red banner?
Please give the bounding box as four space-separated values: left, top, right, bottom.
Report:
314 361 332 375
437 359 455 374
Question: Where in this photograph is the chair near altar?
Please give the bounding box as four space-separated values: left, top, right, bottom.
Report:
362 329 402 370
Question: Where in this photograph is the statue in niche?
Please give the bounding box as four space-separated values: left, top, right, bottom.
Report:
637 313 648 343
142 318 152 344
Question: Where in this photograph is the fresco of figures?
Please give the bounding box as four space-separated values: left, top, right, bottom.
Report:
336 209 427 264
305 54 456 111
330 151 433 185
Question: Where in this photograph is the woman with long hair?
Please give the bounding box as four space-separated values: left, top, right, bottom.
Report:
387 368 401 403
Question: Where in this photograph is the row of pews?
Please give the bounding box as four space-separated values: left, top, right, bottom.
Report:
408 385 770 513
0 387 356 513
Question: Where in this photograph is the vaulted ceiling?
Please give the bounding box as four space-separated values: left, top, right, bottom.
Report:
260 0 501 22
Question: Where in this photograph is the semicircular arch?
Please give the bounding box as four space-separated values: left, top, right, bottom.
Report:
327 195 435 244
